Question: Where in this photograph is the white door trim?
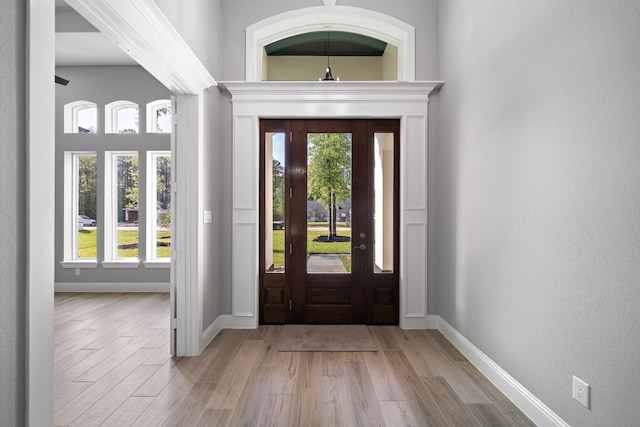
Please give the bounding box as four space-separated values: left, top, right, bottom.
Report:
219 80 442 329
27 1 55 424
27 1 213 422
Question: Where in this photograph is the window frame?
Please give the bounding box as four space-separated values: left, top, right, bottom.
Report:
146 99 172 134
61 151 99 268
102 150 141 267
63 100 97 134
105 100 139 134
145 150 171 265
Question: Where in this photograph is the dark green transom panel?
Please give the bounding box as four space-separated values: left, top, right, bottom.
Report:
265 31 387 57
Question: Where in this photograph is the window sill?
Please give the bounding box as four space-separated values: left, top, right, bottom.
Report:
101 260 141 269
143 261 171 269
60 260 99 269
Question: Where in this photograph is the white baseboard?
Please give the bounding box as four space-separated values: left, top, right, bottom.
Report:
433 315 569 427
401 315 429 329
200 314 233 352
55 282 170 292
426 314 440 329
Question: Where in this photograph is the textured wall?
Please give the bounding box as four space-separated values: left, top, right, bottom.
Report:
436 1 640 425
0 0 25 425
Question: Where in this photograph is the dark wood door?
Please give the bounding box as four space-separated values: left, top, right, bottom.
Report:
259 119 399 324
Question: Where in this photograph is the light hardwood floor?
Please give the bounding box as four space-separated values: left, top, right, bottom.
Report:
54 293 535 426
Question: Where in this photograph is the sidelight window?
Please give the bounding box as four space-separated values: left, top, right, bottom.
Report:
264 132 286 273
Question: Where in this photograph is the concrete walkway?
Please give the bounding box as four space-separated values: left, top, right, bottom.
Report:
307 254 347 273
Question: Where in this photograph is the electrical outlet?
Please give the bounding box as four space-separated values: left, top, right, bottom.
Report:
572 376 590 409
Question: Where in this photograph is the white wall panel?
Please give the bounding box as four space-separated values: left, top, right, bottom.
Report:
232 222 257 318
403 222 427 319
233 116 257 210
404 115 426 210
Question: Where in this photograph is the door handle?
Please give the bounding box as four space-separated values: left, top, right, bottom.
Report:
354 243 366 251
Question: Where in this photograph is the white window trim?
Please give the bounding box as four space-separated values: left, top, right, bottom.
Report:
146 150 171 263
61 152 97 265
146 99 171 133
105 100 139 134
102 151 140 264
101 260 141 268
143 261 171 269
63 100 97 133
60 260 99 269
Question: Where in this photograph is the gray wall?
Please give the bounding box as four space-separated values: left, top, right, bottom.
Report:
55 66 171 284
0 0 25 424
220 0 439 81
154 0 221 77
436 1 640 425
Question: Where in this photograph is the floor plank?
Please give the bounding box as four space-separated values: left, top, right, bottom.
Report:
54 293 535 427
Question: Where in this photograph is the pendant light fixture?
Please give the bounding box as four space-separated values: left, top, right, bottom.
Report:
320 31 338 81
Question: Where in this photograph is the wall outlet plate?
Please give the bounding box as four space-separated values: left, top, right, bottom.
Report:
572 376 590 409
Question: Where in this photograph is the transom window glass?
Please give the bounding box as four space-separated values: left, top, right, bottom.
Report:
63 100 97 134
146 99 172 134
105 100 139 134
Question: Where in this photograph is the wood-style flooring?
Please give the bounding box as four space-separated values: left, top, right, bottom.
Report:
54 292 535 426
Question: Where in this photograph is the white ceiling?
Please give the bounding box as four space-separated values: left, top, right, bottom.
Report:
56 33 137 66
56 1 137 66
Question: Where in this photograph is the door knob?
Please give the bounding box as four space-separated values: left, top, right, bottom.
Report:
354 243 366 250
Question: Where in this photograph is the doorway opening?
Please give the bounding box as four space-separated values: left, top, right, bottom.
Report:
260 119 399 324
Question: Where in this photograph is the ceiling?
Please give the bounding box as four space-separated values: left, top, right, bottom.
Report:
55 1 137 66
56 4 389 67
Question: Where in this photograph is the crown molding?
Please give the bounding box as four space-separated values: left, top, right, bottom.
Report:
65 0 216 94
219 80 443 103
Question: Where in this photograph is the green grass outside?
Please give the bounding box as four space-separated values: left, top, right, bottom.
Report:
270 229 351 270
339 255 351 272
78 230 98 258
77 229 171 259
307 221 347 228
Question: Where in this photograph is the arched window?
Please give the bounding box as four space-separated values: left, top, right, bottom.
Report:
245 5 415 81
105 100 139 134
146 99 172 133
263 31 397 81
64 100 97 134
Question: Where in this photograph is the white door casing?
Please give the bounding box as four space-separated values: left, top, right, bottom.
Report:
219 81 442 329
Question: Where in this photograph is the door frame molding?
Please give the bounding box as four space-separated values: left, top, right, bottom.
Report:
27 2 215 423
219 80 442 329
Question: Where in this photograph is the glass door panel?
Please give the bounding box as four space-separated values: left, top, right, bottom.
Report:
306 133 352 274
373 132 394 273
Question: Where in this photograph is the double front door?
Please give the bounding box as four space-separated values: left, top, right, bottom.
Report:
260 119 399 324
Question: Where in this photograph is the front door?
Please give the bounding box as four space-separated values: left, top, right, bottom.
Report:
260 119 399 324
